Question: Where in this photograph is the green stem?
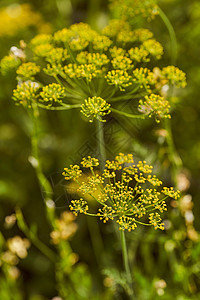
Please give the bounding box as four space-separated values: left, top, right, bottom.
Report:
164 118 182 185
15 207 57 263
97 120 106 171
38 103 81 111
158 6 178 64
111 108 146 119
120 230 134 297
28 102 55 225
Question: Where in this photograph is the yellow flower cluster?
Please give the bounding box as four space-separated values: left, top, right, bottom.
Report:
40 83 65 106
0 55 21 75
132 67 155 90
16 62 40 81
128 47 149 63
105 70 132 91
138 94 171 122
92 35 113 51
64 63 101 81
81 156 99 168
50 212 78 244
81 96 111 122
45 48 69 64
33 43 54 58
1 18 187 121
111 56 133 70
142 39 164 60
62 165 82 180
30 33 52 47
102 19 131 38
63 153 180 232
76 52 109 67
54 23 97 49
43 63 64 78
109 46 126 58
109 0 159 21
161 66 187 88
12 81 40 107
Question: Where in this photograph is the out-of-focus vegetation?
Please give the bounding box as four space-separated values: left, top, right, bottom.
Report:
0 0 200 299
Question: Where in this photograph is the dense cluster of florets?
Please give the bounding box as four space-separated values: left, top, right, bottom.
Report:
62 153 180 232
1 18 186 123
81 97 111 122
138 94 171 122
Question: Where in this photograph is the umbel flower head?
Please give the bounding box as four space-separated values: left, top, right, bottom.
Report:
81 96 111 122
1 16 186 123
62 153 180 232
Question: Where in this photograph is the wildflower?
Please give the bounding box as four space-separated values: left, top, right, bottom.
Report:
64 64 100 81
132 67 155 90
40 83 65 106
43 63 64 77
81 156 99 168
142 39 164 59
128 47 150 63
137 161 153 174
92 35 112 51
62 165 82 180
117 216 137 232
109 47 126 58
12 81 40 107
109 0 159 21
50 212 78 244
54 23 96 49
149 213 164 230
33 43 54 57
111 56 133 70
76 52 109 67
102 19 131 38
138 94 171 122
0 55 21 75
16 62 40 81
7 236 30 259
105 70 132 91
133 29 154 42
45 48 69 64
63 153 180 232
30 33 52 48
161 66 187 88
80 97 111 122
69 199 89 216
97 205 115 223
161 187 180 199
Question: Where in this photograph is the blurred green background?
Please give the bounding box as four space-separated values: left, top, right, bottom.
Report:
0 0 200 299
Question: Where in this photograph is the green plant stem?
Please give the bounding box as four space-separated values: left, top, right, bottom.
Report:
97 120 106 171
158 6 178 64
111 108 146 119
38 103 81 111
120 230 134 297
164 118 182 185
28 102 55 225
16 207 57 263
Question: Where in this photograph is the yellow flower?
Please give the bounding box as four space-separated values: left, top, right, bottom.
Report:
63 153 180 232
80 97 111 122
